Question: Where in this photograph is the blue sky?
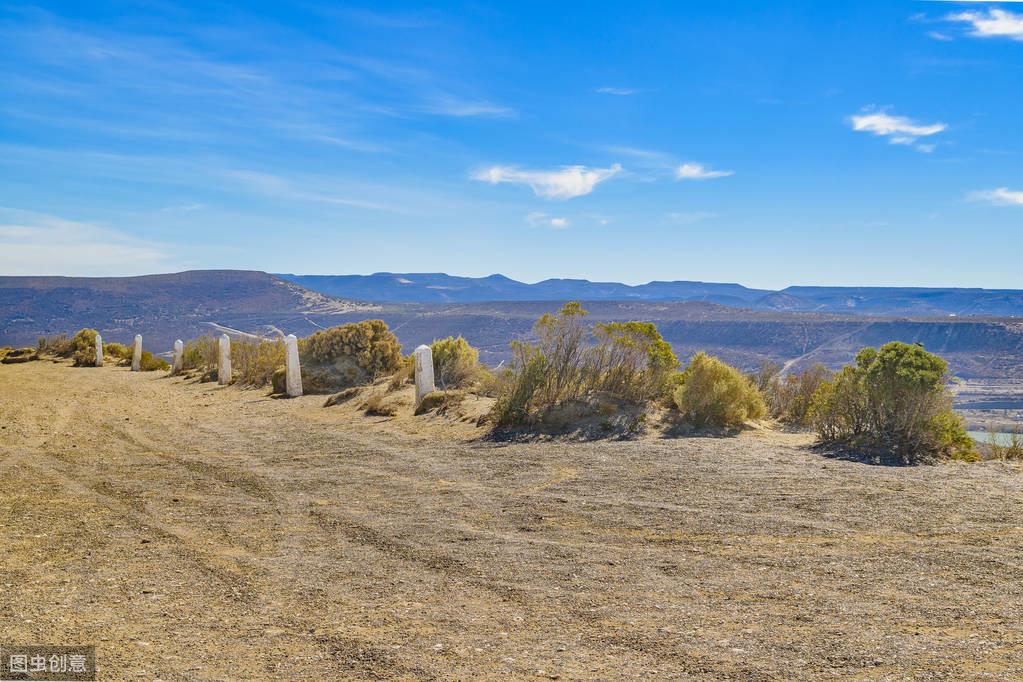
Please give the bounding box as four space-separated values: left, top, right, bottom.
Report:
0 1 1021 288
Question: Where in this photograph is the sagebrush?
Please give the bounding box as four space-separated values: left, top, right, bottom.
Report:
673 352 766 428
810 342 975 464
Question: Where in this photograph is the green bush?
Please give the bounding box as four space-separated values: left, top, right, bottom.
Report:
138 350 170 372
590 321 679 403
70 328 100 366
489 302 682 427
430 336 481 389
231 337 285 388
105 342 133 364
182 336 219 374
298 320 402 393
673 352 766 428
491 344 547 425
810 342 976 464
765 363 833 426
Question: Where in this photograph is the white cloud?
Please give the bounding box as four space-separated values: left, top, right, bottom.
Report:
927 31 953 42
526 212 570 228
675 163 733 181
0 208 177 276
849 110 947 151
474 164 622 199
596 87 638 96
969 188 1023 206
947 9 1023 40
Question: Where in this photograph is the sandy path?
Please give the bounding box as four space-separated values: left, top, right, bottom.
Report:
2 360 1023 680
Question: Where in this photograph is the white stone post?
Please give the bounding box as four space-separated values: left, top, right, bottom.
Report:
131 334 142 371
94 333 103 367
285 334 302 397
172 339 184 375
218 334 232 385
414 344 436 406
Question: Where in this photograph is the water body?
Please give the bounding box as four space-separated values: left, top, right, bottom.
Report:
968 431 1021 447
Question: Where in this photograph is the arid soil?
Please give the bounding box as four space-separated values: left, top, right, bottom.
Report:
2 361 1023 680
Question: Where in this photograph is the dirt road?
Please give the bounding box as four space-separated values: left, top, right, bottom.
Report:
2 361 1022 679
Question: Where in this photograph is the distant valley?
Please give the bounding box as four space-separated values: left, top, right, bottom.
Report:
279 272 1023 318
3 271 1023 385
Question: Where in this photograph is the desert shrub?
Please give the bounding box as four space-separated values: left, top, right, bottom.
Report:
765 364 833 426
138 351 170 372
673 352 767 428
750 360 782 394
415 390 465 416
491 343 548 426
810 342 976 464
475 364 509 398
105 342 132 363
271 367 287 394
182 336 219 374
298 320 402 394
387 355 414 392
589 321 679 403
430 336 481 389
70 328 99 366
38 333 72 357
231 337 285 388
532 301 590 406
489 302 682 426
987 426 1023 460
362 393 398 417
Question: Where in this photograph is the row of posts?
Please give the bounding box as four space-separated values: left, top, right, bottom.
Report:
92 332 438 403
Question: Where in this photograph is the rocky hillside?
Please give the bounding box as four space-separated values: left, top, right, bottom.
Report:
0 270 372 350
3 271 1023 380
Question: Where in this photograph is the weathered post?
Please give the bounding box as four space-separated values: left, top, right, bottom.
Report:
94 333 103 367
218 333 232 385
172 339 184 375
131 334 142 371
285 334 303 397
414 344 435 406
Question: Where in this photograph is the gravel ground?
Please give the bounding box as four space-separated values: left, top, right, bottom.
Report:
2 360 1023 680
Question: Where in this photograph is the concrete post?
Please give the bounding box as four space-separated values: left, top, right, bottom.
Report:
131 334 142 371
285 334 302 397
218 333 232 385
173 339 184 375
94 333 103 367
414 344 436 406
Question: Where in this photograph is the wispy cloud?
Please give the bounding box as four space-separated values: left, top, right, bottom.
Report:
224 170 400 212
0 208 177 276
666 211 716 225
160 203 205 213
420 95 515 118
526 212 570 228
473 164 622 199
849 109 947 151
969 188 1023 206
946 8 1023 41
675 163 733 181
596 86 638 96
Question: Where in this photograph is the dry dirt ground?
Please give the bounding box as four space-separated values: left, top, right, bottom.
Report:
2 361 1023 680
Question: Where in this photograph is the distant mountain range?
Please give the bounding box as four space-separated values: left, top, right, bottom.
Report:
3 270 1022 381
278 273 1023 318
